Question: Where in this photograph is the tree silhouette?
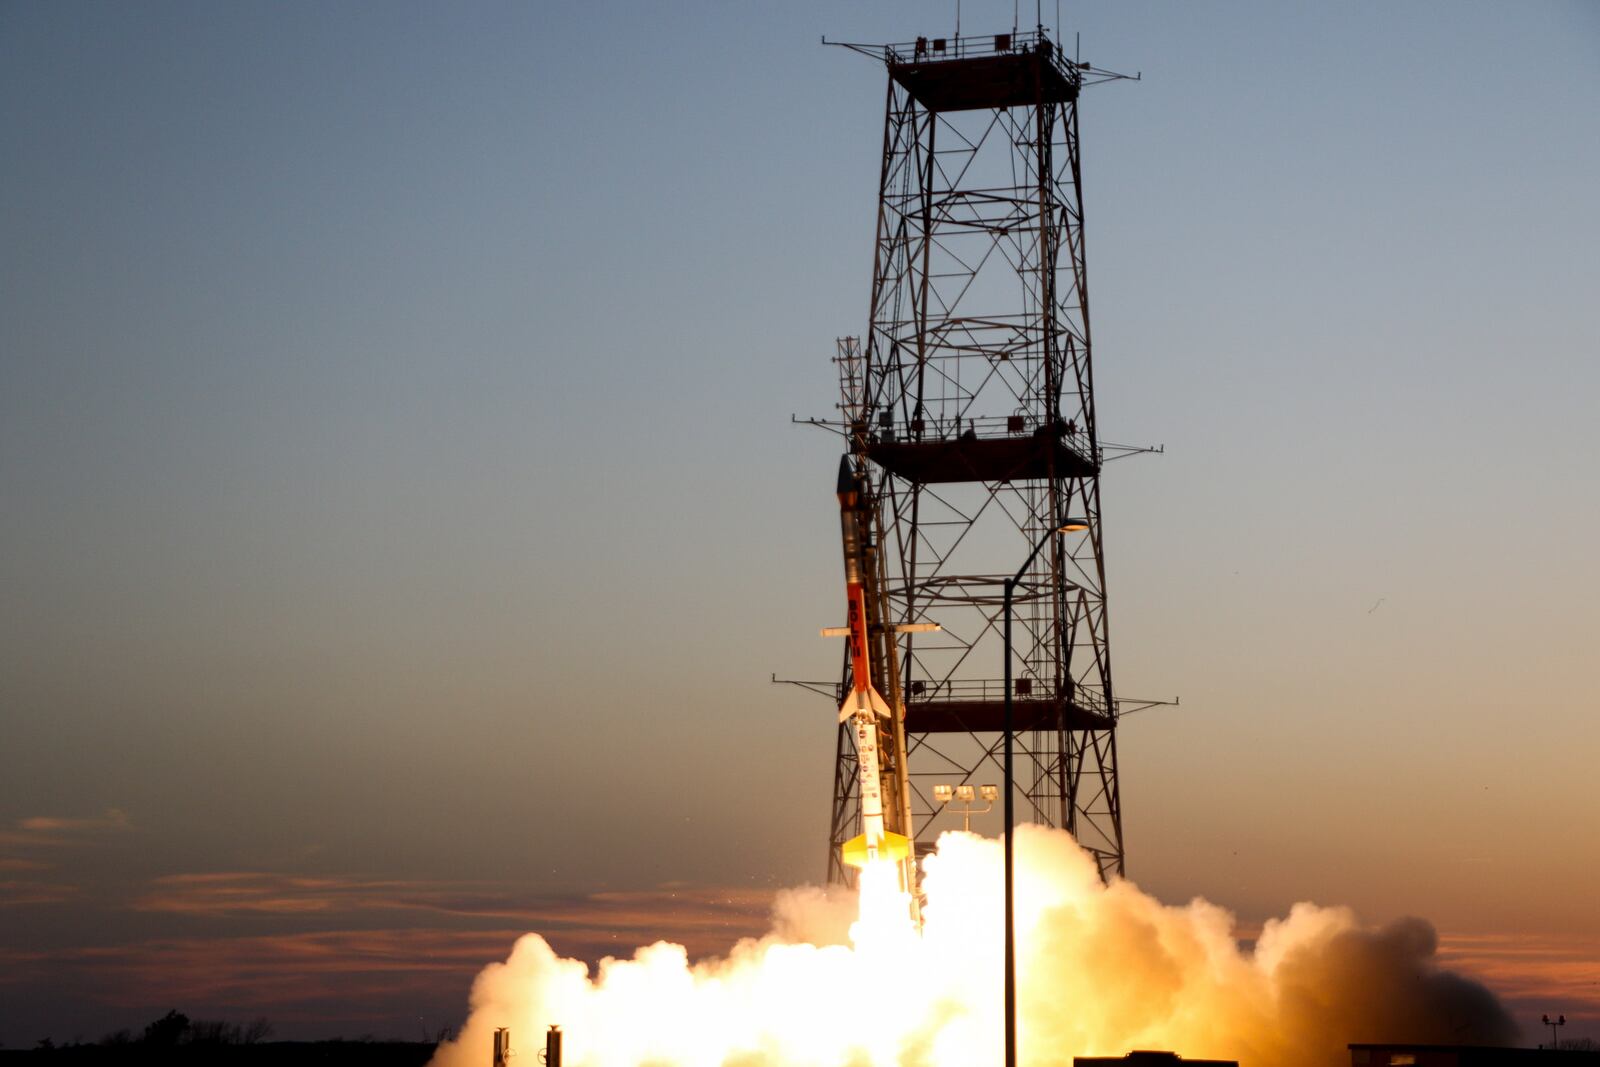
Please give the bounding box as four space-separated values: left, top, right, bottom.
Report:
141 1009 190 1047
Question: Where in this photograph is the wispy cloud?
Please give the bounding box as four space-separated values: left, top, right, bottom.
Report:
1440 932 1600 1023
0 927 523 1025
0 813 129 907
17 809 130 833
0 879 80 907
131 872 775 954
0 881 782 1030
0 808 133 849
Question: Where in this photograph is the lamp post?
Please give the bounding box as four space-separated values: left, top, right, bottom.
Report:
1002 516 1088 1067
1542 1013 1565 1050
933 782 999 831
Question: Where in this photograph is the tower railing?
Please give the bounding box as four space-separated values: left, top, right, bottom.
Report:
883 29 1077 76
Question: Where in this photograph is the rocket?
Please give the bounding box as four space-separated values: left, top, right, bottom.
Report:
827 455 912 870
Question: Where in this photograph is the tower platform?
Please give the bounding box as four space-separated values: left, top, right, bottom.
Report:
887 33 1081 112
868 428 1096 483
902 679 1113 733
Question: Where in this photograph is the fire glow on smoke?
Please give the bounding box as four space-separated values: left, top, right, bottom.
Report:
431 828 1513 1067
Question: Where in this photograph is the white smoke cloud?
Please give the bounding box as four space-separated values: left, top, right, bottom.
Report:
431 827 1514 1067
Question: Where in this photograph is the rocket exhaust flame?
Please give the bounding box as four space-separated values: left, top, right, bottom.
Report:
430 828 1515 1067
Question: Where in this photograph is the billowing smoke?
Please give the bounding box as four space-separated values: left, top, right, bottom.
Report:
431 828 1514 1067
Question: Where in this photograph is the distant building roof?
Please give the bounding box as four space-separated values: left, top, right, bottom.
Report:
1075 1053 1238 1067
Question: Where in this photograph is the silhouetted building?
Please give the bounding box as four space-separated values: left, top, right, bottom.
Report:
1076 1053 1238 1067
1351 1045 1600 1067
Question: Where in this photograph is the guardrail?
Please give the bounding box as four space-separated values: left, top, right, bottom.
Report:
883 30 1081 85
904 677 1108 714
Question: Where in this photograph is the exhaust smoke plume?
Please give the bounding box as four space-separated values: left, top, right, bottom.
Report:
431 828 1513 1067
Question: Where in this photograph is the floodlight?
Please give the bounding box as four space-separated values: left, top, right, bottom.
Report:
956 784 976 802
980 784 999 801
933 784 954 803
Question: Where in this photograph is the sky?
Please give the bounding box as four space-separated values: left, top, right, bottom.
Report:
2 0 1598 1047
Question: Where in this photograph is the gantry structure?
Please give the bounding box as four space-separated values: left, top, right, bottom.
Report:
820 30 1147 885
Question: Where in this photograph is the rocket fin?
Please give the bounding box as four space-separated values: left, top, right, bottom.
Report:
868 686 894 719
841 831 912 869
838 686 894 723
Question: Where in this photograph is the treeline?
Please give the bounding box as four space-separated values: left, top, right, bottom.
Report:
0 1012 445 1066
99 1010 274 1047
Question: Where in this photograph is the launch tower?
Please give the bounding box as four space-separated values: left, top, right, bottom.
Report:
822 30 1141 884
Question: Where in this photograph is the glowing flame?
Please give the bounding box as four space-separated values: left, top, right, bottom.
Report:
431 828 1514 1067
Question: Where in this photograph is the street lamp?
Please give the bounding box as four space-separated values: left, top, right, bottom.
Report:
1002 517 1087 1067
1542 1013 1565 1049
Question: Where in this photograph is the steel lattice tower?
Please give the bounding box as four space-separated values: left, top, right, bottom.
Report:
823 31 1138 886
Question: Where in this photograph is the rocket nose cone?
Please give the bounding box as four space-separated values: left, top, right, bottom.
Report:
836 455 858 502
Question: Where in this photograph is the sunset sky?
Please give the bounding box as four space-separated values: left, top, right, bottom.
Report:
3 0 1598 1047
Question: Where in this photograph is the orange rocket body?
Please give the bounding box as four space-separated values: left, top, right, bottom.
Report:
832 456 910 869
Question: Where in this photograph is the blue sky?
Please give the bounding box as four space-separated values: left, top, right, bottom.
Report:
2 0 1598 1043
